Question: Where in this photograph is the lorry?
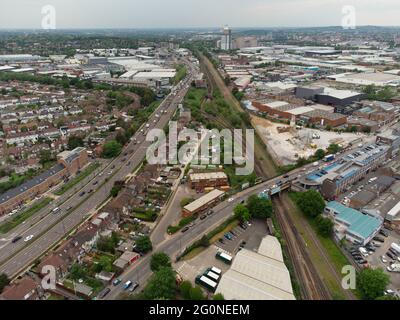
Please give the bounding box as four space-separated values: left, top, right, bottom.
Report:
324 154 335 162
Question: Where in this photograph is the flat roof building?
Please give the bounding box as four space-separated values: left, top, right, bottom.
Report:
215 235 295 300
182 189 225 216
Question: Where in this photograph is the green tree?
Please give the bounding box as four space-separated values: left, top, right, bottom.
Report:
357 268 390 300
314 149 325 160
376 295 399 300
180 197 194 208
135 235 153 253
213 293 225 300
68 136 84 150
327 143 340 154
179 280 192 300
70 264 86 281
190 286 206 300
233 204 251 222
150 252 171 272
101 140 122 158
39 149 54 166
315 215 334 237
0 273 10 293
293 190 325 218
143 267 177 300
246 194 273 219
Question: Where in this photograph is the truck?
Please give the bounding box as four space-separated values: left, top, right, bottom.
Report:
324 154 335 162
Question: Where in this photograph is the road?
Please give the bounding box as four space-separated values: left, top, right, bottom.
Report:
0 59 198 278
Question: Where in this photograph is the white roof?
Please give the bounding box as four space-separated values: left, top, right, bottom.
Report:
266 101 289 109
288 106 315 115
387 200 400 220
183 189 225 213
322 87 362 99
215 235 295 300
257 235 284 262
0 65 15 71
189 172 227 181
133 71 176 79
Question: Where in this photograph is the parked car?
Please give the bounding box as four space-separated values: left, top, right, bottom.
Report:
12 236 22 243
379 229 389 237
112 278 122 286
79 191 86 197
123 281 132 290
387 252 396 260
373 236 385 243
128 282 139 292
218 238 225 244
98 288 111 299
207 210 214 216
181 227 189 233
200 215 207 220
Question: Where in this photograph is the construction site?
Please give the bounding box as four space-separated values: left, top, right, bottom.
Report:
251 115 366 166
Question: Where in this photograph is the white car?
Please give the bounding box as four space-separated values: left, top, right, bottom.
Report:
24 235 34 242
384 289 395 296
387 265 393 272
228 197 234 202
381 256 388 263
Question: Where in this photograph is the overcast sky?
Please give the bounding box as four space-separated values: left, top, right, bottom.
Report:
0 0 399 29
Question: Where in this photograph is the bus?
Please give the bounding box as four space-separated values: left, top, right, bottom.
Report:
215 251 232 265
195 275 217 292
210 266 222 276
204 270 220 282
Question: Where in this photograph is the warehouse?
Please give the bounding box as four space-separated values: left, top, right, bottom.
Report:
189 172 229 190
324 201 383 245
295 86 365 107
182 189 225 217
215 235 295 300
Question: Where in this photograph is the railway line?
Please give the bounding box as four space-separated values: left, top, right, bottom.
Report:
273 196 331 300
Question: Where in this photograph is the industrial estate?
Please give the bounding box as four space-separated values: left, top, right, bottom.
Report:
0 2 399 304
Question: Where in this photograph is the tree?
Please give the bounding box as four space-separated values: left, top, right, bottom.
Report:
293 190 325 218
314 149 325 160
179 280 193 299
233 204 251 222
150 252 171 272
376 295 399 300
180 197 194 208
190 286 206 300
213 293 225 300
68 136 84 150
143 267 177 300
357 268 390 300
246 194 273 219
135 235 153 253
327 143 340 155
315 215 334 237
39 149 54 166
101 140 122 158
0 273 10 293
116 132 128 146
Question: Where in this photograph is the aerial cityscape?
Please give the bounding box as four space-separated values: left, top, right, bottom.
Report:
0 0 400 307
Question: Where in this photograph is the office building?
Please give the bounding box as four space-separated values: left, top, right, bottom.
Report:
220 26 233 51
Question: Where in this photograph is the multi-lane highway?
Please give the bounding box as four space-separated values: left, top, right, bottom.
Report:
0 59 198 277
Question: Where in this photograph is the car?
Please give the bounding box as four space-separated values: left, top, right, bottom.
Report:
228 197 234 202
200 215 207 220
373 236 385 243
79 191 86 197
283 174 289 179
387 265 394 272
388 248 398 256
24 235 34 242
98 288 111 299
12 236 22 243
123 281 132 290
379 229 389 237
207 210 213 216
112 278 122 286
381 256 388 263
224 233 233 240
387 252 396 260
181 227 189 233
356 259 367 264
239 241 246 248
218 238 225 244
88 189 93 194
128 282 139 292
240 223 248 230
93 181 98 185
384 289 395 296
111 165 115 169
66 206 73 211
230 230 237 236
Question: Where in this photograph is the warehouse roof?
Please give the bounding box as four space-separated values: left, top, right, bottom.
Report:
326 201 382 239
189 172 228 181
215 235 295 300
183 189 225 213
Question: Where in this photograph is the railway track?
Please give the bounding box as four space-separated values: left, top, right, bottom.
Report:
273 196 331 300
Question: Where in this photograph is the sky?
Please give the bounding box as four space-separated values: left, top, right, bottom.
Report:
0 0 399 29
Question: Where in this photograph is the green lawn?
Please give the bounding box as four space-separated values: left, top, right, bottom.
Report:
54 162 100 196
0 197 52 234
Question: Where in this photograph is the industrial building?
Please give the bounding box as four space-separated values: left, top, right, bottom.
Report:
0 147 88 216
299 144 390 199
215 235 295 300
324 201 383 246
182 189 225 217
189 172 229 190
295 86 365 108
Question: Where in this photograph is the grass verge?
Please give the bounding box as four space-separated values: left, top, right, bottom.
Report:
0 197 52 234
54 162 100 196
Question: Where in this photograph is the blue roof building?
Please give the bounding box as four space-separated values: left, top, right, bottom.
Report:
325 201 382 245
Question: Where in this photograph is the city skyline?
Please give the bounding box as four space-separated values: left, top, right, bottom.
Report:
1 0 400 29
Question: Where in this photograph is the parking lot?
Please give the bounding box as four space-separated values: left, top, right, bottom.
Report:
214 219 269 255
365 231 400 292
173 219 269 292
